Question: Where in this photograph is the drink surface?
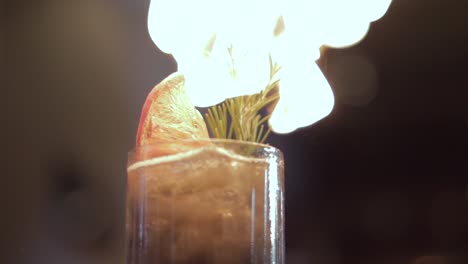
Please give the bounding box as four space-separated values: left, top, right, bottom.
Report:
127 145 282 264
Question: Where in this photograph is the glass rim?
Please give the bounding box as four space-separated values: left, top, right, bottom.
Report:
128 138 282 154
127 138 283 170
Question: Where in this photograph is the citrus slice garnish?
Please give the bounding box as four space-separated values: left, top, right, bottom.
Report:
135 72 209 158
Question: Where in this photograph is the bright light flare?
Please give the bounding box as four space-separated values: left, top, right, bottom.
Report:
148 0 222 55
148 0 393 133
269 59 334 133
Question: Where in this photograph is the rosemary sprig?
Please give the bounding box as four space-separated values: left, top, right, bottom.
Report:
204 53 281 144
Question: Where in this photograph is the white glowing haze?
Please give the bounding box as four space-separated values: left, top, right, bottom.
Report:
147 0 392 133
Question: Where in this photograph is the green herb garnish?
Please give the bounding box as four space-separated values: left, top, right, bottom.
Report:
204 53 281 144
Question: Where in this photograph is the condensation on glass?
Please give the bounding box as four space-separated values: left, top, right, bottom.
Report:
126 140 284 264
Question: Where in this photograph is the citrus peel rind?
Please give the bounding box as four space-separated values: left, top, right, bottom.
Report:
135 72 209 160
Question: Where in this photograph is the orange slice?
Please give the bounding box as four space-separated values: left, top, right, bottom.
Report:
135 72 209 159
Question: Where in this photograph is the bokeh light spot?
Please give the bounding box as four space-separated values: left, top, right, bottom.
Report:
327 53 378 107
411 255 449 264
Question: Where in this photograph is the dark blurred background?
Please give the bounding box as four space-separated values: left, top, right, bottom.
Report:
3 0 468 264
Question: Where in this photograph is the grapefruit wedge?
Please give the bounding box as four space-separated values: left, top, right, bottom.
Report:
135 72 209 159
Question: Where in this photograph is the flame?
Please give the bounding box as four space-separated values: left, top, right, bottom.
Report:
148 0 392 133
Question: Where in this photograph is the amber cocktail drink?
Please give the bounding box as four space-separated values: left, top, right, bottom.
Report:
126 140 284 264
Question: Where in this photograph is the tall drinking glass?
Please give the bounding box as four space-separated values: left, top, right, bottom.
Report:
126 139 284 264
